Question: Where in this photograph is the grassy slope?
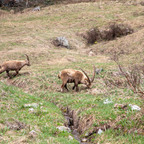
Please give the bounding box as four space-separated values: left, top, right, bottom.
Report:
0 83 79 144
0 1 144 144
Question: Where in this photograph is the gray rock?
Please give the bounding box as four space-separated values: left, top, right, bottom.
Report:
129 104 141 111
29 130 37 135
68 135 73 140
103 99 113 104
56 126 71 133
98 129 103 135
88 51 95 56
95 68 103 74
24 103 38 108
81 138 87 142
85 132 89 136
58 37 69 48
33 6 40 11
29 130 37 138
28 108 35 113
54 37 69 48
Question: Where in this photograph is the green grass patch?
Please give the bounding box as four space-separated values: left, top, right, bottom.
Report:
0 82 79 144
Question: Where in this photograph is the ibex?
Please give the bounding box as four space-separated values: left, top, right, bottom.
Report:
0 54 30 78
58 66 96 92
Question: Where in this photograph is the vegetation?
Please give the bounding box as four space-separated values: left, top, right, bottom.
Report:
0 0 144 143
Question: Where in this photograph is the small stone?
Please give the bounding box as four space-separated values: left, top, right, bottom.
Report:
97 129 103 135
56 126 71 133
33 6 40 11
81 138 87 142
103 99 113 104
53 37 69 48
29 130 37 138
28 108 34 113
68 135 73 140
24 103 38 108
85 132 89 136
95 68 103 74
129 104 141 111
88 51 95 56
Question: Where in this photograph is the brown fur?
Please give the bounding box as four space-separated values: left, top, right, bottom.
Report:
58 66 95 92
0 55 30 78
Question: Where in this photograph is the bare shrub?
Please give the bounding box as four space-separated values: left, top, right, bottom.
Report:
110 54 144 97
102 23 134 40
117 64 143 95
84 27 102 44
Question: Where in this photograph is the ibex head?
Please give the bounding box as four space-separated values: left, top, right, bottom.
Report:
80 65 96 88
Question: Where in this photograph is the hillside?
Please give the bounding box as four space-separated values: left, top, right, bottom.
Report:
0 1 144 144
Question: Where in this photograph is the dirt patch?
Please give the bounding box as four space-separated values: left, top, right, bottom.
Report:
6 77 30 89
10 136 28 144
5 118 26 130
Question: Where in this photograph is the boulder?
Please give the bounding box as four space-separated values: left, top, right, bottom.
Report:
56 126 71 133
53 37 69 48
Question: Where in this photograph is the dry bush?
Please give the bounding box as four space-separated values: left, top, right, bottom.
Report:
110 53 144 97
117 64 144 95
84 23 134 45
84 27 102 44
103 23 134 40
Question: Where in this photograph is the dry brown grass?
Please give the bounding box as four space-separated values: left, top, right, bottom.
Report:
0 2 143 143
0 1 143 58
0 1 143 94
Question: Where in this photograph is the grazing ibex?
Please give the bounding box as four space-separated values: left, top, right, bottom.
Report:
58 66 96 92
0 54 30 78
